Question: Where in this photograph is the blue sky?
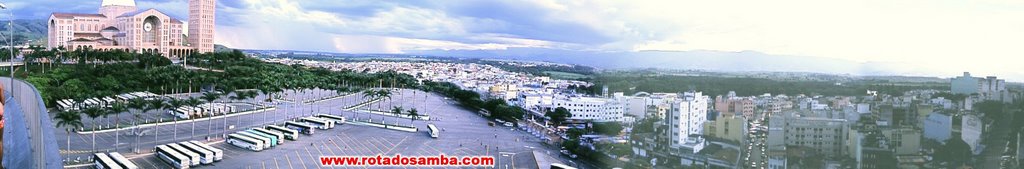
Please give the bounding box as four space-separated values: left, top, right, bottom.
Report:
6 0 1024 80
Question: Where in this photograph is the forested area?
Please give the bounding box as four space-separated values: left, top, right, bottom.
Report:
17 47 418 107
582 72 949 97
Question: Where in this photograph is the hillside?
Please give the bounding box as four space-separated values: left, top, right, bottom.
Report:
0 19 47 45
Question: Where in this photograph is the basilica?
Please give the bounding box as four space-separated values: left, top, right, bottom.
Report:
47 0 216 58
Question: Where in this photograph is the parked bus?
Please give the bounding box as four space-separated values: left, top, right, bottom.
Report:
226 133 265 152
186 141 223 161
107 152 140 169
251 128 286 144
314 114 346 124
550 163 577 169
171 107 191 119
285 121 316 135
177 141 215 164
427 124 439 138
93 153 124 169
155 145 191 169
266 125 299 140
299 117 333 129
245 129 279 146
167 143 202 166
236 131 273 149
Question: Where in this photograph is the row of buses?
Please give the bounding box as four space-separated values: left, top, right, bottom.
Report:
169 103 237 119
59 92 163 111
154 141 224 169
226 114 347 152
93 152 138 169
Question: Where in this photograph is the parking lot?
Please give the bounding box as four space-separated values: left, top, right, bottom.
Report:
65 89 569 168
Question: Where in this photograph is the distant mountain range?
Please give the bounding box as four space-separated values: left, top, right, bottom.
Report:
408 47 923 76
0 19 48 45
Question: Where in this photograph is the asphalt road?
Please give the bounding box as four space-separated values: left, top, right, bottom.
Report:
62 89 575 168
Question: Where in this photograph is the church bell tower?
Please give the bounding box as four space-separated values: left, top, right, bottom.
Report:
188 0 216 53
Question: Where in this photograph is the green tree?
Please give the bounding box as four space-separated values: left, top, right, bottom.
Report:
592 122 624 136
108 102 127 151
185 97 203 140
54 110 83 153
407 108 419 126
125 99 147 152
201 92 222 139
82 107 105 152
974 101 1005 121
391 106 404 126
934 137 971 166
546 107 572 126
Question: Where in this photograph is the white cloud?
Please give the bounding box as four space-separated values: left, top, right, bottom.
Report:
206 0 1024 79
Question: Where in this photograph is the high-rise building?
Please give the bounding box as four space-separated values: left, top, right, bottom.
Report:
951 72 1011 102
189 0 216 53
667 91 709 149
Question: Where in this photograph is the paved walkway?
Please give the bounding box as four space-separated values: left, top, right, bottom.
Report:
1 77 62 169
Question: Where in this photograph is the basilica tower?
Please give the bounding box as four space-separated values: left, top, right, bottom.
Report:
188 0 215 53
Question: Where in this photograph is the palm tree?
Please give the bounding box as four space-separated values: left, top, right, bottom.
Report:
108 102 127 151
82 107 105 152
54 110 83 154
167 98 185 140
125 99 147 152
390 106 403 126
407 108 419 127
201 92 221 139
135 99 159 152
185 97 203 140
361 90 377 122
376 89 392 123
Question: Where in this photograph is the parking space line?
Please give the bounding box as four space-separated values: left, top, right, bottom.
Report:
274 156 282 169
327 138 345 155
303 146 321 169
365 136 387 154
293 151 306 169
322 140 338 156
331 135 353 153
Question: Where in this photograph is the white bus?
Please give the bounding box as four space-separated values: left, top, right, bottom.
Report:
186 141 223 161
427 124 439 138
166 143 202 166
550 163 577 169
299 117 333 129
245 129 280 146
266 125 299 140
284 121 316 135
155 145 191 169
107 152 140 169
227 133 264 152
171 107 191 119
93 153 124 169
236 131 273 149
177 142 215 164
315 114 347 124
251 128 286 144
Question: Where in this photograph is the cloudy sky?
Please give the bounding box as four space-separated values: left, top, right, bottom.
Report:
8 0 1024 80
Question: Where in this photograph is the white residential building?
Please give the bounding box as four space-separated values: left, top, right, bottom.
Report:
922 111 953 143
961 114 984 154
768 110 849 158
552 96 624 122
667 91 709 149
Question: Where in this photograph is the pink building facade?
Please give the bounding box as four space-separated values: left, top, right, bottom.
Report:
47 0 215 58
